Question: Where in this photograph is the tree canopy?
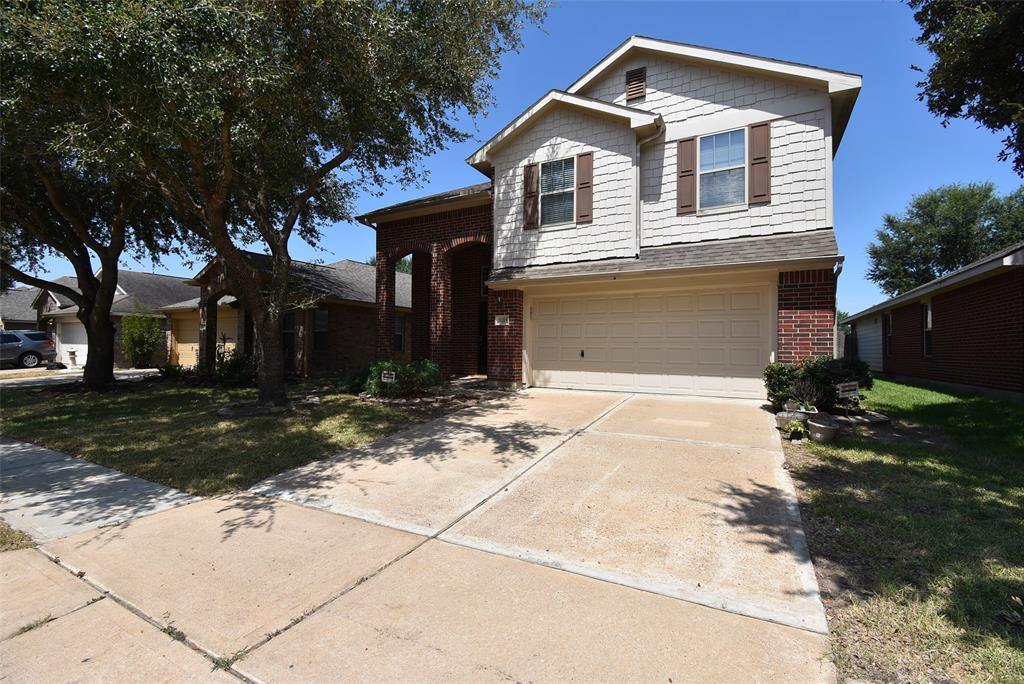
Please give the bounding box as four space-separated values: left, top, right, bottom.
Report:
867 182 1024 296
909 0 1024 176
3 0 544 404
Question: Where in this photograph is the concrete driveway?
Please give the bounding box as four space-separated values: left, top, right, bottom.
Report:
2 389 833 682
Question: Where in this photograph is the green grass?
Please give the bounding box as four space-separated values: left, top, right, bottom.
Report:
787 379 1024 682
0 380 427 495
0 519 34 552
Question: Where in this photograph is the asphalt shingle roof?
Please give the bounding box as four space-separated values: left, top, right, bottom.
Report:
490 228 840 282
0 287 40 324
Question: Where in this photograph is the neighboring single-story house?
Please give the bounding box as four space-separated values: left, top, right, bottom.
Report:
358 36 861 398
0 287 40 330
33 271 198 368
182 253 412 376
843 240 1023 400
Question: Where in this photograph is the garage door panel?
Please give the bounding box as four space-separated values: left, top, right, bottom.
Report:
530 283 770 399
730 320 763 338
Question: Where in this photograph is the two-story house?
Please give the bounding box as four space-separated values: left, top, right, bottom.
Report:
359 36 861 399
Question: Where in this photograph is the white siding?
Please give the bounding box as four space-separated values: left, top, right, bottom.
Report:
640 109 828 246
492 107 636 271
855 316 883 372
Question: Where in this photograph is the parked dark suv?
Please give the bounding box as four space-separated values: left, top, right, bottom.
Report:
0 331 57 368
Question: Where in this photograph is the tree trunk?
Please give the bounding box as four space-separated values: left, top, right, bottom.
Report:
251 308 288 407
80 308 116 391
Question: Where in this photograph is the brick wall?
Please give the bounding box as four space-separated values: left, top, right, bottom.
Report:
375 203 495 377
487 289 523 383
777 269 836 362
450 243 491 376
884 268 1023 393
308 302 377 375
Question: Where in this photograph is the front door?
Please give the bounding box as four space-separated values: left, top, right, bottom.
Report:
282 312 296 374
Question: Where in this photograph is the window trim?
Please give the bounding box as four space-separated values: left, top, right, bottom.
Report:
538 156 576 228
696 128 748 212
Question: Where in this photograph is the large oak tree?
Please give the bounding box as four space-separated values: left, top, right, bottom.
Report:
6 0 544 406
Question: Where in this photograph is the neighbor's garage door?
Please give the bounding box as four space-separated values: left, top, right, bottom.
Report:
529 284 771 398
58 320 89 366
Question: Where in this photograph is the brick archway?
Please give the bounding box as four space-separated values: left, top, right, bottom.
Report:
373 204 493 378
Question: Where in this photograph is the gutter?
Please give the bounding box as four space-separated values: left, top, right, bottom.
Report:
634 117 665 258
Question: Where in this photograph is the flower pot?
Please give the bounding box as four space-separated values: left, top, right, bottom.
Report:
807 417 840 443
775 411 807 429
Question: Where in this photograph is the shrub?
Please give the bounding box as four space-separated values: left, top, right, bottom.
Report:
336 366 370 394
120 314 165 368
763 362 797 409
763 355 873 411
158 363 188 379
213 348 256 386
364 359 445 398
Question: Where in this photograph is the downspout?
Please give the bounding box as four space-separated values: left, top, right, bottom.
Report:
634 118 664 258
833 257 844 358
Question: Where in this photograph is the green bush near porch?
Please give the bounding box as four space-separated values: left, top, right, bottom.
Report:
364 359 444 398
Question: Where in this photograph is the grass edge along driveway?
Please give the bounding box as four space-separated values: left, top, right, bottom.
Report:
1 380 434 496
785 378 1024 683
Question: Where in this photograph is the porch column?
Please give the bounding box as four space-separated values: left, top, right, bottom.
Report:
234 304 248 356
375 254 396 359
197 290 219 375
430 243 452 377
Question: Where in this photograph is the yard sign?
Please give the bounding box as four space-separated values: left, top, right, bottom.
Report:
837 381 859 399
381 370 396 383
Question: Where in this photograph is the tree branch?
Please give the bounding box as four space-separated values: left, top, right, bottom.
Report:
281 146 351 241
1 260 86 307
28 156 103 253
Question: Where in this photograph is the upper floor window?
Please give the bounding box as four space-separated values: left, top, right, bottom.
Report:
540 157 574 226
699 129 745 209
922 302 933 357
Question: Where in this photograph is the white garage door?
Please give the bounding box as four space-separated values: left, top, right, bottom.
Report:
530 284 772 398
58 320 88 366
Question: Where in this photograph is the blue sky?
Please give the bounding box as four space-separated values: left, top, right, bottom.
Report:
34 1 1020 314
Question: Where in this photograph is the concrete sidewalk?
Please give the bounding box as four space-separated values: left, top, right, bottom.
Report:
0 368 159 389
0 438 195 542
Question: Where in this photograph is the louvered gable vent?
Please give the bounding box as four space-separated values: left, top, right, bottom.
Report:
625 67 646 102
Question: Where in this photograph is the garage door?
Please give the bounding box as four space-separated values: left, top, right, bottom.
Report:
530 285 771 398
58 320 88 366
172 313 238 368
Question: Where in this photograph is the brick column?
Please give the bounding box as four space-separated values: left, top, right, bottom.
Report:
197 289 219 374
375 255 396 360
487 289 523 383
429 243 452 377
411 252 431 362
777 269 836 363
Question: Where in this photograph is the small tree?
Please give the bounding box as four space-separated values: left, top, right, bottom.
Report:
119 313 165 368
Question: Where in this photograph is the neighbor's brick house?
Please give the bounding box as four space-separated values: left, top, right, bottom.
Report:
844 242 1024 399
358 36 861 399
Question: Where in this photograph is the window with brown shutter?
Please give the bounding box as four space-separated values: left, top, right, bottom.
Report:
575 152 593 223
625 67 646 102
748 122 771 205
676 138 696 215
523 163 539 230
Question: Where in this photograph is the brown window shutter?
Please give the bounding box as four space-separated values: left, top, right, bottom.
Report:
676 138 696 215
625 67 646 102
575 152 593 223
748 122 771 205
523 163 539 229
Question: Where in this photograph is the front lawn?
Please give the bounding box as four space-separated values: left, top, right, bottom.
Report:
0 380 441 496
786 379 1024 682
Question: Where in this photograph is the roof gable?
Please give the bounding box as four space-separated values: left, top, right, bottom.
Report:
466 90 663 174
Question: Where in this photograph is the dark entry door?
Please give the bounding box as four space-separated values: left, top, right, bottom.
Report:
282 312 296 373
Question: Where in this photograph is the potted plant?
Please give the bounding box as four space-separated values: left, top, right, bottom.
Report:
782 420 807 441
784 378 825 418
807 415 840 443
